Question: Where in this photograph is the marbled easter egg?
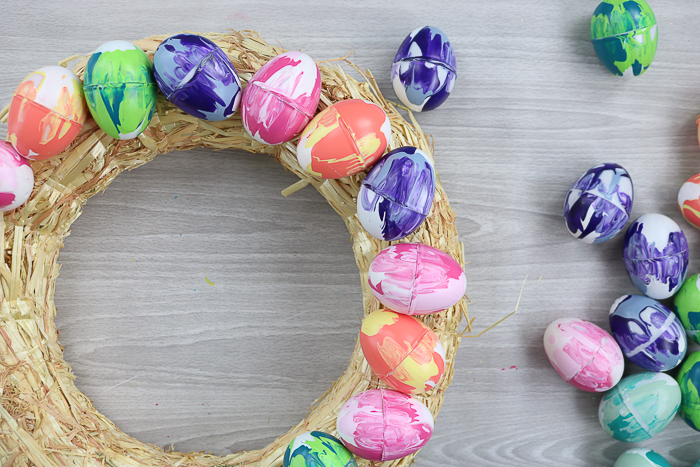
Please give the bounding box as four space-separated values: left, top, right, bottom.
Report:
563 163 633 244
674 274 700 345
0 141 34 212
543 317 624 392
283 431 357 467
598 372 680 442
591 0 658 77
83 40 158 140
8 66 86 161
678 173 700 230
622 213 689 300
336 388 433 461
391 26 456 112
614 448 671 467
360 309 445 395
676 351 700 432
609 294 686 371
296 99 391 179
358 147 435 241
242 51 321 145
368 243 467 316
153 33 242 121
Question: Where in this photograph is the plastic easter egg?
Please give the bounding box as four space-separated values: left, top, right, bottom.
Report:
614 448 671 467
0 142 34 212
591 0 658 77
242 51 321 145
83 40 158 140
153 33 242 121
391 26 456 112
598 372 680 442
336 388 433 461
674 274 700 344
360 309 445 395
676 351 700 431
563 163 633 244
678 173 700 230
283 431 357 467
622 213 689 300
368 243 466 316
296 99 391 179
543 318 624 392
357 147 435 241
609 294 686 371
8 66 86 161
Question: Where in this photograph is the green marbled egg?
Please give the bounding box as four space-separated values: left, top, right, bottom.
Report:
676 351 700 431
598 372 680 442
615 448 671 467
283 431 357 467
83 40 158 140
591 0 658 76
674 274 700 344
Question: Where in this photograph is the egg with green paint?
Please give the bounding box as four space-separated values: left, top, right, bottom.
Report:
614 448 671 467
598 372 680 442
283 431 357 467
591 0 658 77
676 351 700 432
674 274 700 344
83 40 158 140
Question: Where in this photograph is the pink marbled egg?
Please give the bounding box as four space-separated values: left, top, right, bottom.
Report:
336 388 433 461
543 317 624 392
368 243 467 315
0 141 34 212
241 51 321 145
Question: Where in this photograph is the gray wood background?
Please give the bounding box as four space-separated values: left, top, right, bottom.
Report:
2 0 700 465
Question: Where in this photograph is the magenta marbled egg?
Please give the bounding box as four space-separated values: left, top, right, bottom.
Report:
336 388 433 461
241 51 321 145
0 141 34 212
368 243 467 315
544 317 624 392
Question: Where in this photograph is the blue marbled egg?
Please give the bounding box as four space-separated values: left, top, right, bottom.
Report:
564 163 633 244
598 372 680 443
357 146 435 241
391 26 456 112
609 294 687 371
614 448 671 467
622 213 689 299
153 33 242 121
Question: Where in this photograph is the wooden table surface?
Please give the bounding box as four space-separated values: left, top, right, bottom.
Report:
2 1 700 465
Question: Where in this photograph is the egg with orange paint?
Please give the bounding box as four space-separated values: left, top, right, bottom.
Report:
678 173 700 230
360 309 445 395
8 66 87 161
296 99 391 179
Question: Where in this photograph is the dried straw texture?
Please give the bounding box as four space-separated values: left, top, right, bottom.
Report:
0 30 468 467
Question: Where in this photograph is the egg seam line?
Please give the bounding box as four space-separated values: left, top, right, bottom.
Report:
620 391 652 437
622 251 688 261
336 111 366 173
408 245 421 315
83 83 157 90
625 311 680 358
564 339 606 384
385 329 432 380
380 387 387 462
247 80 316 120
572 188 630 219
9 96 85 126
591 24 658 42
394 57 456 75
362 182 430 216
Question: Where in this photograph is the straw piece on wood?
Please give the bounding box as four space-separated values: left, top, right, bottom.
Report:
0 30 469 467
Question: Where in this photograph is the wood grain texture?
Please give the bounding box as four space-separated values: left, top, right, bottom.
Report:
2 0 700 465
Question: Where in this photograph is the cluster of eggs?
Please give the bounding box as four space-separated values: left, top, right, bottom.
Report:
3 27 462 466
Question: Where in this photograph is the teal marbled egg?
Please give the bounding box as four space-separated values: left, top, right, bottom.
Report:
615 448 671 467
591 0 658 77
283 431 357 467
676 351 700 431
598 372 680 442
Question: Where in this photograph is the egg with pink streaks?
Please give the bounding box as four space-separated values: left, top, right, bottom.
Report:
0 141 34 212
368 243 466 316
336 388 433 461
544 317 624 392
241 51 321 145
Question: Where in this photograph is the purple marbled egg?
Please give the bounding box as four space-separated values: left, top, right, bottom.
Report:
357 146 435 241
392 26 456 112
622 213 689 299
609 294 687 372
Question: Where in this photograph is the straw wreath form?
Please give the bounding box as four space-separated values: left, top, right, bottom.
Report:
0 30 468 467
